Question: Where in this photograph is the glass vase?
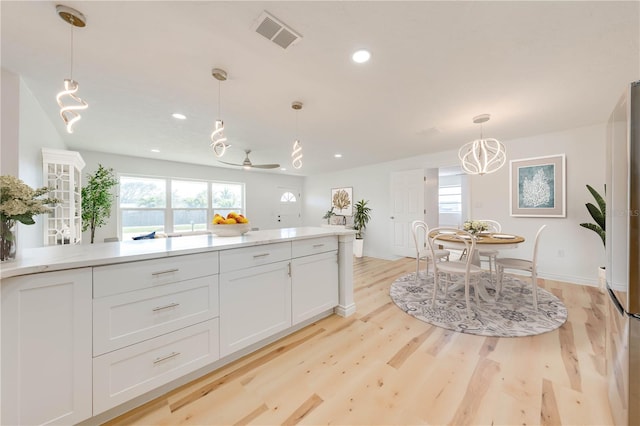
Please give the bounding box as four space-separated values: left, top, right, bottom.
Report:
1 220 17 262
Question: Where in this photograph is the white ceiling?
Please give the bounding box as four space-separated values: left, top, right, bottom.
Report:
2 1 638 176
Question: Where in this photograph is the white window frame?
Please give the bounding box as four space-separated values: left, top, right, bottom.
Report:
117 173 245 240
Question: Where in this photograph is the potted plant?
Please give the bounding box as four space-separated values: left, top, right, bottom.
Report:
352 199 372 257
82 164 119 243
579 184 605 286
322 207 336 225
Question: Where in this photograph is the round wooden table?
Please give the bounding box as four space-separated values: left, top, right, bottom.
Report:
432 232 526 301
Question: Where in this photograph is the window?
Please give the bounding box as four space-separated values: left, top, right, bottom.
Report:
120 176 166 240
119 175 244 240
212 182 244 218
439 185 462 214
280 191 296 202
172 180 208 233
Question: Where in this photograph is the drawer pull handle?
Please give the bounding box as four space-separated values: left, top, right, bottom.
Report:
312 244 325 248
253 253 270 258
151 268 179 276
153 351 180 364
152 302 180 312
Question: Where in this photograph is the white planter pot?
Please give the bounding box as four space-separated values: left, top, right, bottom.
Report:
598 266 606 289
353 238 364 258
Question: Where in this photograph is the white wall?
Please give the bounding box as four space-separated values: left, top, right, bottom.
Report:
77 150 305 244
1 69 19 177
303 124 607 286
3 70 67 249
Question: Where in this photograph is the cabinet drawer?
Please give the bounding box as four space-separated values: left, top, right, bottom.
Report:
219 242 291 273
93 275 219 356
93 318 219 415
94 252 218 298
292 236 338 258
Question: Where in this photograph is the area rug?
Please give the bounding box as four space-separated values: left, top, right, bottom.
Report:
389 272 568 337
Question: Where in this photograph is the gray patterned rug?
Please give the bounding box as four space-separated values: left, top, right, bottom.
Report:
390 271 568 337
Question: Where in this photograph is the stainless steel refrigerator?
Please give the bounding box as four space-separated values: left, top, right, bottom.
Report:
606 80 640 425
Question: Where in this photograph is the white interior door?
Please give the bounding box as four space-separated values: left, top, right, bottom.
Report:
390 169 425 257
275 186 302 228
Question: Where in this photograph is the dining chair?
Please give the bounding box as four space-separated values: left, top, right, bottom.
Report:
428 227 483 319
411 220 450 283
495 224 547 311
477 219 502 282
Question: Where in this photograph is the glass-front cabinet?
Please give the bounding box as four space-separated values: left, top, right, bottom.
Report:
42 148 85 245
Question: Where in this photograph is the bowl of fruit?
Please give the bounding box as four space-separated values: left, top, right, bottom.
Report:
211 212 251 237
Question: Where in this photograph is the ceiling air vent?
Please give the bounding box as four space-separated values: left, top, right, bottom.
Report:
254 11 302 50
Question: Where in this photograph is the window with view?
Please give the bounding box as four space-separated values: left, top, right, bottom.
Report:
119 175 244 240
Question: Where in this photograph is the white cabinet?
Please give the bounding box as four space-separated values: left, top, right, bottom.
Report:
93 319 219 414
1 268 92 425
42 148 85 245
92 252 220 414
219 255 292 357
291 250 339 324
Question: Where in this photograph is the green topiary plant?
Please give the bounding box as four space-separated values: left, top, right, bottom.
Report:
82 164 118 243
579 184 605 248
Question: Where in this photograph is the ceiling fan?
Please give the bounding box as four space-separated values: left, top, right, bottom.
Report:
218 149 280 169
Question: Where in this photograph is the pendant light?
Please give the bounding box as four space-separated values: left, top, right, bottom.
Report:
291 101 303 169
210 68 228 158
55 5 88 134
458 114 506 175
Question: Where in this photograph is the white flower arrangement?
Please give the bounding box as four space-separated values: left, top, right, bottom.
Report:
462 220 488 235
0 175 58 260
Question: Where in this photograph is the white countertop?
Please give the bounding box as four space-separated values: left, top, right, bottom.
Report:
0 227 356 280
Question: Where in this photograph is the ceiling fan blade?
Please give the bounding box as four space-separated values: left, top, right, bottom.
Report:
251 164 281 169
218 160 243 167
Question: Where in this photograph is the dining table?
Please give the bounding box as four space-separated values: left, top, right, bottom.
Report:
433 231 526 302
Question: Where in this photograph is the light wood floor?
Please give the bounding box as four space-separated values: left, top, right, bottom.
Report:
106 256 613 425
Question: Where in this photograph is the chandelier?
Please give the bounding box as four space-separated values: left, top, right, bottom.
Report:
291 101 303 169
55 5 88 134
458 114 506 175
210 68 228 157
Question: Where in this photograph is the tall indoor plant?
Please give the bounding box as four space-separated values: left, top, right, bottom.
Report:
82 164 118 244
579 184 606 286
352 199 372 257
0 175 58 261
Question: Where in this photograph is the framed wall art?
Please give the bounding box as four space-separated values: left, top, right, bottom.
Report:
510 154 566 217
331 187 353 216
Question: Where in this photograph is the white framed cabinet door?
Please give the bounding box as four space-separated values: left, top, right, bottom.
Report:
1 268 92 425
291 251 339 324
219 261 291 357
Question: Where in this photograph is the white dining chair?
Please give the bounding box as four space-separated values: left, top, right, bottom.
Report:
428 227 483 319
411 220 450 283
495 224 547 311
477 219 502 282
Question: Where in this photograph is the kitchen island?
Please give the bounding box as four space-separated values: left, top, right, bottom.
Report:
1 227 355 425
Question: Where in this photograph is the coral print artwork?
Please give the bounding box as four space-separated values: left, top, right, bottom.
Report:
510 154 566 217
518 164 555 208
331 187 353 216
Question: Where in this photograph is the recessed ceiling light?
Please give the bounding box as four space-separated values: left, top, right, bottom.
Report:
280 167 287 171
151 149 160 153
334 153 343 158
172 113 186 120
352 49 371 63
